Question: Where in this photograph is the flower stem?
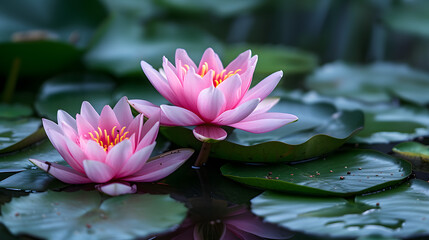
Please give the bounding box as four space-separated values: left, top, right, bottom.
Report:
194 142 211 167
2 58 21 103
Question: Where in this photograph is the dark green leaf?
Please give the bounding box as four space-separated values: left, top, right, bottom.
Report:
35 72 115 120
0 118 45 154
161 99 363 162
0 169 65 191
0 103 32 119
1 191 187 240
221 149 411 197
251 180 429 239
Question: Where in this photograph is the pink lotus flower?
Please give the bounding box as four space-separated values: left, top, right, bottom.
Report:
30 97 194 195
129 48 298 142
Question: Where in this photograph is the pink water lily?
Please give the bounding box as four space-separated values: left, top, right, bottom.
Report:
129 48 298 142
30 97 194 194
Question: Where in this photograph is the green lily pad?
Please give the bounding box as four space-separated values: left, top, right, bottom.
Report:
280 90 429 144
0 140 63 173
85 16 222 77
251 180 429 239
305 62 429 105
1 191 187 239
35 73 115 120
393 141 429 163
0 103 32 119
221 149 411 197
161 99 363 163
0 118 46 154
383 0 429 38
224 44 318 87
0 169 65 191
0 0 106 77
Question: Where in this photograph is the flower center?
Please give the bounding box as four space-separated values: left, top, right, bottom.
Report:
181 62 241 87
88 126 129 151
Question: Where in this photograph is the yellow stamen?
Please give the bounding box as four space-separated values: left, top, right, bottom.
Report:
88 126 130 151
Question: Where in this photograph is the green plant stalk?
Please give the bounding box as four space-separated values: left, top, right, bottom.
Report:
2 58 21 103
194 142 211 167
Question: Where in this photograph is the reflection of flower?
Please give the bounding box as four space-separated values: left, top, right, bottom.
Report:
129 48 298 142
30 97 193 195
159 199 292 240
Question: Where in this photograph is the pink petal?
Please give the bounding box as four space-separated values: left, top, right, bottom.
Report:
46 129 85 172
252 97 280 114
239 55 258 95
42 118 62 134
98 105 121 132
118 142 156 177
64 137 85 171
113 96 134 127
76 114 96 139
136 122 159 151
123 148 194 182
198 48 223 73
80 101 99 129
216 74 242 110
240 71 282 103
84 140 107 162
29 159 92 184
229 112 298 133
193 125 227 142
127 114 144 143
140 111 160 138
96 182 137 196
160 105 204 126
197 86 226 122
214 98 260 125
128 99 161 120
105 139 133 172
175 48 197 70
83 160 115 183
225 49 251 73
59 122 78 144
141 60 179 105
183 68 213 112
163 57 187 107
57 110 77 131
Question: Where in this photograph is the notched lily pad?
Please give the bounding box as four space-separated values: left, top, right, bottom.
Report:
251 180 429 239
221 149 411 197
161 99 363 163
1 191 187 240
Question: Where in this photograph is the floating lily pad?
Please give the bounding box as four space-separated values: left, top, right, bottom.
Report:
85 16 222 77
0 140 63 173
221 149 411 197
0 118 45 154
224 44 318 87
35 73 115 120
0 103 32 119
280 90 429 144
0 169 65 191
383 0 429 38
1 191 187 239
251 180 429 239
161 99 363 163
393 141 429 163
305 62 429 105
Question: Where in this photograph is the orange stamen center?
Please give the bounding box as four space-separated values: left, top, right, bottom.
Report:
182 62 241 87
88 126 129 151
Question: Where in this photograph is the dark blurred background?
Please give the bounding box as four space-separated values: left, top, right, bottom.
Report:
1 0 429 106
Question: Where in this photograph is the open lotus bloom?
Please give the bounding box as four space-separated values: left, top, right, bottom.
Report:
129 48 298 142
30 97 194 195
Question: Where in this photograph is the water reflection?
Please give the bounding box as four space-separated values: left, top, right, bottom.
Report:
157 198 293 240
